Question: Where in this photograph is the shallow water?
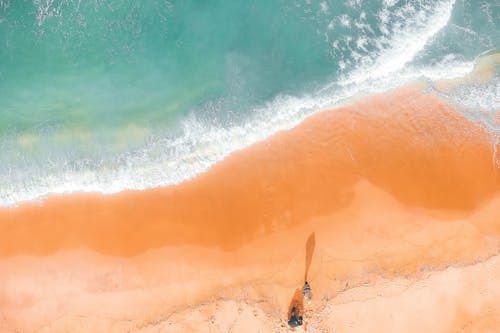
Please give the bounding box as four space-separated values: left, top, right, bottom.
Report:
0 0 498 205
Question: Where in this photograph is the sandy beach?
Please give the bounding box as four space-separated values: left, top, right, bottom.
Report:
1 83 499 332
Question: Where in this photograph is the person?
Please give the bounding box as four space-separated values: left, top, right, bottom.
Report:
303 281 312 304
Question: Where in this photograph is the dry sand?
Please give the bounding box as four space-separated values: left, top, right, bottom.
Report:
0 83 499 332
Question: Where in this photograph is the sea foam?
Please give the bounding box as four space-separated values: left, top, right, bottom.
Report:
1 0 496 207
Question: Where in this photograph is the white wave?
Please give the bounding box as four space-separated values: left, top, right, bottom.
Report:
3 0 493 207
448 78 500 113
0 1 8 21
435 76 500 132
33 0 65 26
343 0 456 84
0 57 478 207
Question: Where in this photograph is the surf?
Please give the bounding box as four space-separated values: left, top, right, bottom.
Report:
0 0 497 206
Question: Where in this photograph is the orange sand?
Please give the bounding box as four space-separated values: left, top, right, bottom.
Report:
0 83 499 332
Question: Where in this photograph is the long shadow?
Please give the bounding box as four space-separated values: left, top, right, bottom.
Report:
287 232 315 328
304 232 316 283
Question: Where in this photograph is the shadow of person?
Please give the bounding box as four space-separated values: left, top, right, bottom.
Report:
304 232 315 283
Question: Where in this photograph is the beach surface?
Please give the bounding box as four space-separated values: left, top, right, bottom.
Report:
1 83 499 332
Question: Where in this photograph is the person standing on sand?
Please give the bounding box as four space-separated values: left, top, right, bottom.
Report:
303 281 312 304
287 281 313 329
288 233 315 329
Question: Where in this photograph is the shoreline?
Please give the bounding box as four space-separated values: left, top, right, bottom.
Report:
1 83 499 332
1 83 499 257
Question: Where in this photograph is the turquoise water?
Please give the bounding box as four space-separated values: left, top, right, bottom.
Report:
0 0 498 205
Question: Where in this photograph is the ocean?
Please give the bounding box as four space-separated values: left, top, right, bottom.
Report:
0 0 498 206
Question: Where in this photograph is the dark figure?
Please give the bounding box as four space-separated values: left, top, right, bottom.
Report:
287 288 304 328
302 281 312 303
288 305 303 328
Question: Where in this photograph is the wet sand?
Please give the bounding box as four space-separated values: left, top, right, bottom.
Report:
1 83 499 332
